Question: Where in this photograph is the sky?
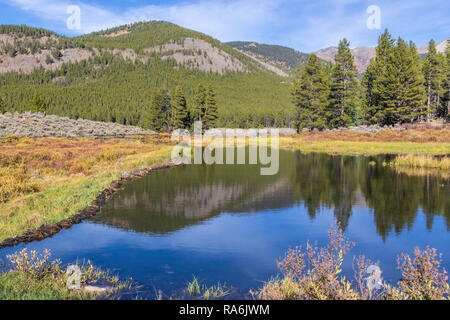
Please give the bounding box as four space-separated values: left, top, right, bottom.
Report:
0 0 448 52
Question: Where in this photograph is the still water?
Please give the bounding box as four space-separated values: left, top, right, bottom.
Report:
1 150 449 298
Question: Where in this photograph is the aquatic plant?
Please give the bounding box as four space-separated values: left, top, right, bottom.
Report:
388 154 450 171
186 276 229 299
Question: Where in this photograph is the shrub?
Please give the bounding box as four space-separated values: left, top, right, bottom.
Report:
256 225 449 300
258 224 359 300
385 247 449 300
0 163 40 203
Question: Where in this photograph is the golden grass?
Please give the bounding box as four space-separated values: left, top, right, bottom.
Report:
389 155 450 170
0 164 40 203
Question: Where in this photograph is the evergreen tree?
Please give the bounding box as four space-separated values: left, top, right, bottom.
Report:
140 89 167 131
192 84 207 122
30 92 47 113
291 53 330 131
329 38 360 128
362 29 395 124
0 96 4 114
377 39 426 124
204 85 218 129
170 85 190 129
441 40 450 120
423 39 445 121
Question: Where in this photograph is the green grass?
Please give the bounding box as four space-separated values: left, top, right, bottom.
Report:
280 138 450 156
186 276 229 300
0 248 131 300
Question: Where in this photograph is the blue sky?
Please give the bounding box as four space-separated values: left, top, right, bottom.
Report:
0 0 448 52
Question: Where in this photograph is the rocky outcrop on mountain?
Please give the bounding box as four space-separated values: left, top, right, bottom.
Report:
0 112 154 138
145 38 247 74
315 46 375 73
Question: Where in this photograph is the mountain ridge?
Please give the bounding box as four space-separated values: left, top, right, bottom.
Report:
315 39 449 72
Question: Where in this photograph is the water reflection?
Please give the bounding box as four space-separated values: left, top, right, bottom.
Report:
92 150 450 240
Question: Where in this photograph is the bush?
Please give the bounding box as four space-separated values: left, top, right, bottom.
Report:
0 163 40 203
255 225 449 300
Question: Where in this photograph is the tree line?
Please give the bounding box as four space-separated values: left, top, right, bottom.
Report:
139 84 218 132
0 50 291 129
292 30 450 131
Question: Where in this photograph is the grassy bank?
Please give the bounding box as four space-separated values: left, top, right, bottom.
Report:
0 135 174 242
0 248 130 299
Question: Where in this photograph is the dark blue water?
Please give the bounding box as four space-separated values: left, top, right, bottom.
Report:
1 151 449 299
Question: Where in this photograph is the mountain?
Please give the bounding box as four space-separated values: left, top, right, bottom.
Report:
226 41 310 75
0 22 292 128
316 39 449 73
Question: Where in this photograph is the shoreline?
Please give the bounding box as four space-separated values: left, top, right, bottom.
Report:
0 162 183 250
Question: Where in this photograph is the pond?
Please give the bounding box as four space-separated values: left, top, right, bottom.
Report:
1 150 449 299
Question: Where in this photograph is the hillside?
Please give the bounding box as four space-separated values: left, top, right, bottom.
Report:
227 41 310 74
0 22 292 128
316 39 449 72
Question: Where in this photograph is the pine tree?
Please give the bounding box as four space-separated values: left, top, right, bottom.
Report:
30 92 47 113
329 38 360 128
441 40 450 120
362 29 395 124
423 39 445 121
0 96 4 114
170 85 190 130
377 38 426 124
140 89 167 131
204 85 218 129
192 84 207 122
291 54 330 131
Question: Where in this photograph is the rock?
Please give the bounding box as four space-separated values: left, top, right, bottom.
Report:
120 171 131 180
82 285 111 294
0 112 155 139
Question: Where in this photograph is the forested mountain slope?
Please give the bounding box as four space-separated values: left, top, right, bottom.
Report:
0 22 292 128
227 41 310 74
